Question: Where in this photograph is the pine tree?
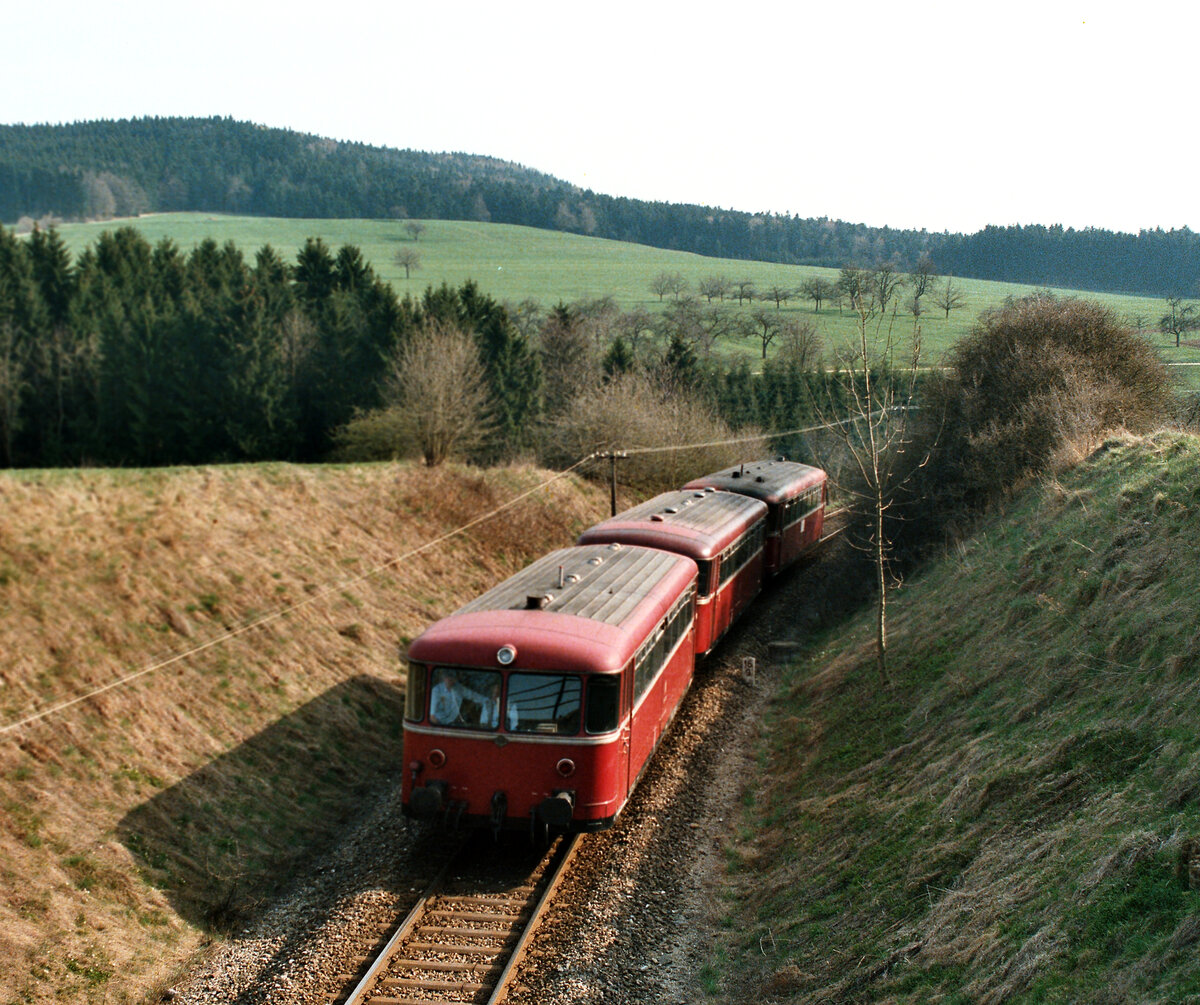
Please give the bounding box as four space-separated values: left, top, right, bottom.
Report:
602 335 635 381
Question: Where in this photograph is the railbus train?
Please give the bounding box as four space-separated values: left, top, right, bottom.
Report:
401 459 827 837
577 488 767 656
684 458 827 576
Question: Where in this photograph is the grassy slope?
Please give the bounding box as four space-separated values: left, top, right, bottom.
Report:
49 214 1200 384
0 462 614 1004
722 430 1200 1003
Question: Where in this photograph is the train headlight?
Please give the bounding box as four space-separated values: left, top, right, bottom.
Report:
556 758 576 778
429 748 447 768
497 645 517 665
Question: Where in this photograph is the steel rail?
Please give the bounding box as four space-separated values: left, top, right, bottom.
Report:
335 833 580 1005
486 833 582 1005
340 842 464 1005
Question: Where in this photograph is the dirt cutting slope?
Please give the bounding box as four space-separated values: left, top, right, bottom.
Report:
0 461 614 1004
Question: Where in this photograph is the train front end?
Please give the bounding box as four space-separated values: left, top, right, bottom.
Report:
401 545 698 836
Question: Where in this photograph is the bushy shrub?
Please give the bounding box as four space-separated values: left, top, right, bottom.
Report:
546 372 768 493
900 294 1171 547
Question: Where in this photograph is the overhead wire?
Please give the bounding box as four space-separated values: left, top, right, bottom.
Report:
0 453 598 736
2 410 879 737
619 415 860 456
619 408 900 456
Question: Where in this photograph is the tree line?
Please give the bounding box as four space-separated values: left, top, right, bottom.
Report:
1 222 864 472
0 226 542 468
5 117 1199 297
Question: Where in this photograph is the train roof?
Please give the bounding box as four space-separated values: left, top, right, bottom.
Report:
407 545 697 674
684 458 826 504
576 489 767 560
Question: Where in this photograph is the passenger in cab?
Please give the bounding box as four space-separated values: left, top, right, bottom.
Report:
479 681 518 730
429 669 481 725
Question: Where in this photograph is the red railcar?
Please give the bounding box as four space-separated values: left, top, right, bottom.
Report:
576 489 767 656
684 459 827 576
402 544 698 835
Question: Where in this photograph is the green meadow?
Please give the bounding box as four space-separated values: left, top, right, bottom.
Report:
52 213 1200 385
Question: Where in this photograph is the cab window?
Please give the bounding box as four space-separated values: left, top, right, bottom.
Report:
428 667 503 729
507 672 582 735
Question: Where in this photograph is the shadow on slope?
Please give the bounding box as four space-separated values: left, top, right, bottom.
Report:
117 674 406 933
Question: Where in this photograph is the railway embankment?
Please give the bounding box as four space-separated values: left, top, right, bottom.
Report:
721 429 1200 1003
0 462 614 1005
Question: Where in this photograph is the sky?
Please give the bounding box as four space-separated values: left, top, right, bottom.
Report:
1 0 1193 236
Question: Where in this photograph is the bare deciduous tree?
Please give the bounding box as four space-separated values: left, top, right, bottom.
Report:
821 305 929 686
651 271 687 302
800 276 835 313
616 307 656 357
836 265 872 314
505 298 544 339
334 321 493 465
934 277 965 320
873 262 905 317
733 279 756 306
404 221 427 242
661 301 743 357
571 296 621 352
776 318 822 369
552 371 767 492
748 308 781 359
395 247 421 280
698 275 731 303
760 284 794 310
1160 296 1198 348
909 254 938 305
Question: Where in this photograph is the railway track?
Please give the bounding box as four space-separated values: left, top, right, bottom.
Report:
331 832 582 1005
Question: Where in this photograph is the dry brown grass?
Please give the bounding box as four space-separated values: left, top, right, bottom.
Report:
0 461 611 1003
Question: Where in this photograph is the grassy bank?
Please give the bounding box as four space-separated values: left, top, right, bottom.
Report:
721 430 1200 1003
0 462 614 1003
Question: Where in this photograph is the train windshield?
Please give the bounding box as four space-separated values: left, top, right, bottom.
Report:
506 672 582 735
427 668 503 729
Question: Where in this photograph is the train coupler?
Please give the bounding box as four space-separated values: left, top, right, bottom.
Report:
490 790 508 840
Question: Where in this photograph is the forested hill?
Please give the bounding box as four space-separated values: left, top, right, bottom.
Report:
3 116 1198 296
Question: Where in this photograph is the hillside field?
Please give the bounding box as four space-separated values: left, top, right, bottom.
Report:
48 214 1200 386
719 430 1200 1003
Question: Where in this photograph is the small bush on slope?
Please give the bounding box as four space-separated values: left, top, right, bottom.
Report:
897 294 1172 556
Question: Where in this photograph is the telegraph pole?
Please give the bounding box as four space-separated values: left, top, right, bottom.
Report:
596 450 627 516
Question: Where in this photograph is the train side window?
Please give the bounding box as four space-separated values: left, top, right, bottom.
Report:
586 675 620 734
507 672 582 735
694 560 713 598
719 520 765 586
404 662 427 722
633 586 696 703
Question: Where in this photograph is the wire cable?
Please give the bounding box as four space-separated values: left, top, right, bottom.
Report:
619 412 884 456
0 453 598 736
